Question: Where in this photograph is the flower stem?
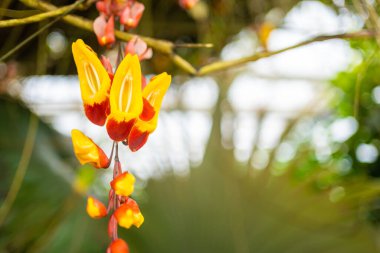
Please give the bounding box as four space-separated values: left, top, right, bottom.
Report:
111 141 119 240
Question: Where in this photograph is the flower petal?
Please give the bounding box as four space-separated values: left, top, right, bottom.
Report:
86 196 107 219
142 72 171 113
140 98 155 121
140 48 153 61
106 117 136 142
93 15 106 41
71 129 109 168
128 126 149 152
120 1 145 29
84 99 110 126
125 36 138 55
127 72 171 151
110 172 135 197
72 39 111 126
94 15 115 47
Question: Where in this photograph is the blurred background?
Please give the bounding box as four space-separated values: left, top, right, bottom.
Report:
2 0 380 252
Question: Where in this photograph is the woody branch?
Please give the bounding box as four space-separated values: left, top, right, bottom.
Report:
2 0 376 76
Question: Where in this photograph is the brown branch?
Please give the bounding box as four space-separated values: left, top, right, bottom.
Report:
197 30 375 76
0 8 40 19
20 0 197 74
15 0 378 76
0 0 86 61
0 2 78 28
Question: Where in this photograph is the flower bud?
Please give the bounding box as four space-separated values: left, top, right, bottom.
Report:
111 172 136 197
114 198 144 229
107 239 129 253
71 129 109 169
86 196 107 219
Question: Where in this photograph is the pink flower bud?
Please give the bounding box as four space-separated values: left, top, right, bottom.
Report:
125 36 153 61
120 1 145 30
93 15 115 47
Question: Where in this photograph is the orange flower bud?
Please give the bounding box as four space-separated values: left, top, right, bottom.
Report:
114 198 144 229
71 129 109 169
86 196 107 219
110 172 135 197
107 239 129 253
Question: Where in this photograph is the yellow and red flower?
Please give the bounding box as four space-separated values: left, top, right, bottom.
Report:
86 196 108 219
106 54 143 141
72 39 111 126
71 38 168 251
128 73 171 151
72 39 171 150
114 198 144 229
71 129 109 168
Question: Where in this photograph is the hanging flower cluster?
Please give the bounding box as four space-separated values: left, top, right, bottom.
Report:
71 39 171 252
94 0 145 47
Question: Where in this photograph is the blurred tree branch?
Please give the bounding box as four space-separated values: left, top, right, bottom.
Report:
354 0 380 45
0 0 86 61
197 30 375 76
0 8 40 18
0 2 81 28
7 0 377 76
20 0 198 74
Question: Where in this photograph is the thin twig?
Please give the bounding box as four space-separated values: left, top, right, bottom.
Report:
174 43 214 48
16 0 378 75
20 0 198 74
197 30 375 76
0 8 40 19
0 0 85 62
0 2 79 28
105 141 116 168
